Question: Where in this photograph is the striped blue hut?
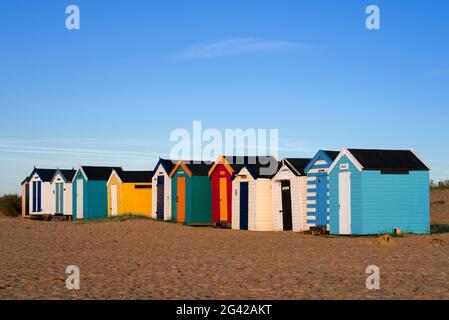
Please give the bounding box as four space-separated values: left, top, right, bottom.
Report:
304 150 339 230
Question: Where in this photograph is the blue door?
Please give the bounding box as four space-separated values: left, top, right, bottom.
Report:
32 181 37 212
156 176 165 220
316 174 328 227
32 181 42 212
37 181 42 212
239 182 249 230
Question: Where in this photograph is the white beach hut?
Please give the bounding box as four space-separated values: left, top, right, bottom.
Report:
232 156 278 231
271 158 311 232
151 158 177 221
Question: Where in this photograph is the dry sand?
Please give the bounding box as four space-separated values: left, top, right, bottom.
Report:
1 192 449 300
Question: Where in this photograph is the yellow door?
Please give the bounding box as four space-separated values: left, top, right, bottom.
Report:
177 176 186 222
219 176 228 221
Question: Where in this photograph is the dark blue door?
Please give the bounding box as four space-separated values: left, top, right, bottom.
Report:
32 181 42 212
157 176 165 220
32 181 37 212
316 174 328 227
37 181 41 212
240 182 249 230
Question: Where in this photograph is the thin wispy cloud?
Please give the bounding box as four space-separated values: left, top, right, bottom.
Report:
179 38 305 60
0 144 163 164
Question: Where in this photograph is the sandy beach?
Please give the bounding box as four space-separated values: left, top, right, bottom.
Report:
0 191 448 300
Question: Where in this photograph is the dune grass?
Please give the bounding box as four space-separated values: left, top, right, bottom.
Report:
0 195 21 217
430 180 449 190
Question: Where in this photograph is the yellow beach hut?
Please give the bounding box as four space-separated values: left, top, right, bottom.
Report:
107 170 154 217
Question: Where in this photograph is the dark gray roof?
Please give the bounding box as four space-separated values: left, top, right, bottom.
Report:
116 171 154 183
184 162 213 176
154 158 177 174
59 169 77 182
323 150 340 161
31 168 57 182
233 156 279 178
21 176 30 185
284 158 313 176
81 166 123 181
348 149 429 171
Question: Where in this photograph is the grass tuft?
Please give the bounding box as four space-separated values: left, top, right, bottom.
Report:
431 200 446 206
74 214 150 224
431 224 449 234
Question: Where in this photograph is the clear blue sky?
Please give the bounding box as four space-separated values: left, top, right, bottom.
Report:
1 0 448 195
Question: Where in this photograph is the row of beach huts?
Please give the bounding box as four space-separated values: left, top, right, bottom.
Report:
20 148 431 235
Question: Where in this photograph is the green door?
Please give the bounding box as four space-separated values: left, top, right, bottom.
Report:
55 183 64 214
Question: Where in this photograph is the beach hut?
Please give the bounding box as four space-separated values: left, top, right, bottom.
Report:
304 150 340 230
151 159 177 221
169 161 213 225
328 148 430 235
107 170 153 217
208 156 241 225
21 177 30 217
28 168 57 216
271 158 311 232
72 166 122 220
50 169 76 216
231 156 278 231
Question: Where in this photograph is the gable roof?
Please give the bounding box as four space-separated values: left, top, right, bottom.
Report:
328 148 430 173
169 160 213 177
116 170 154 183
30 168 57 182
79 166 123 181
348 149 429 171
233 156 279 179
51 169 77 183
153 158 177 175
208 156 236 176
283 158 313 176
304 150 340 174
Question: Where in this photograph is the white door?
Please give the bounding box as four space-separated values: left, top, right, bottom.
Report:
111 185 118 216
76 179 84 219
339 171 351 235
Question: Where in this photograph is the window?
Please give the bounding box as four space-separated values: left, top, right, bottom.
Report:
135 185 151 189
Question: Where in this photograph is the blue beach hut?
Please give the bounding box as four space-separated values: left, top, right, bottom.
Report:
328 149 430 235
72 166 123 220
